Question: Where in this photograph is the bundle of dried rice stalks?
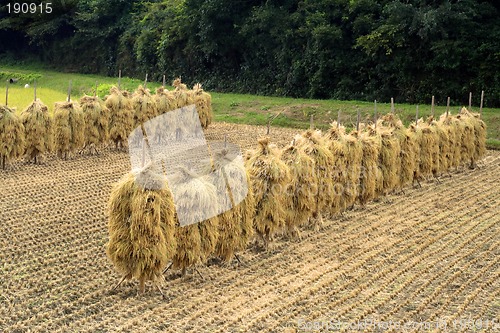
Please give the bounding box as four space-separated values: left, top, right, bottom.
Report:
245 138 291 247
296 129 335 226
170 167 219 275
280 139 317 238
428 116 451 175
20 100 54 164
193 83 213 129
172 78 189 109
212 149 255 262
416 118 439 179
106 87 134 149
342 131 363 209
53 101 85 159
375 122 401 195
380 114 418 189
154 87 176 114
324 122 348 214
106 164 177 295
132 85 157 127
80 95 110 153
438 113 458 172
358 125 382 205
460 107 486 167
0 105 25 169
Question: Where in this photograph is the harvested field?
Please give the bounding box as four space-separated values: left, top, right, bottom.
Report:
0 122 499 332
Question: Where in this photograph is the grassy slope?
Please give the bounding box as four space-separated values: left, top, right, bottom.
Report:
2 62 499 148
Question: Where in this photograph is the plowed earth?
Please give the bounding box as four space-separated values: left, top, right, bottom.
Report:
1 122 498 332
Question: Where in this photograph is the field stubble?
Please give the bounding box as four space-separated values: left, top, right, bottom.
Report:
0 122 498 332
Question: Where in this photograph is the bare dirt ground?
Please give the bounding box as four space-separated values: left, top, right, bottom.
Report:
0 122 499 333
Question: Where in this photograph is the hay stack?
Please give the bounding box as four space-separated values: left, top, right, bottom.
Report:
53 101 85 159
172 78 190 108
80 95 110 152
280 139 317 237
296 129 335 225
358 125 382 205
416 118 439 179
132 86 157 127
0 105 25 169
343 131 363 209
170 167 220 274
106 164 177 294
324 123 348 214
193 83 213 129
375 123 401 195
106 87 134 149
380 114 418 189
245 138 291 247
213 150 255 262
20 100 53 164
460 107 485 167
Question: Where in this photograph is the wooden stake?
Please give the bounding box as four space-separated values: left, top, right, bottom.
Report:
34 81 37 101
374 100 377 128
480 90 484 119
468 92 472 110
94 81 98 98
415 105 419 125
144 73 148 88
446 97 450 117
391 97 395 114
118 70 122 89
267 117 270 135
162 75 166 88
337 109 341 128
67 80 72 102
356 108 360 132
5 84 8 106
431 95 435 117
310 114 314 129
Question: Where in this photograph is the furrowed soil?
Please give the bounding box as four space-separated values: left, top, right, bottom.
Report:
0 122 499 333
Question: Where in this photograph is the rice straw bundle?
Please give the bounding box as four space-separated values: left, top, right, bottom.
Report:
416 118 439 179
53 101 85 159
455 112 475 168
460 107 486 167
280 139 317 237
376 124 401 195
438 113 458 171
132 85 157 127
358 125 382 205
20 99 54 164
0 105 25 169
172 78 189 109
193 83 213 129
154 87 176 114
106 164 177 294
80 95 110 151
342 131 362 209
295 129 335 225
245 138 291 247
409 124 422 184
213 149 255 262
106 87 134 149
170 167 220 274
428 116 450 174
324 122 348 214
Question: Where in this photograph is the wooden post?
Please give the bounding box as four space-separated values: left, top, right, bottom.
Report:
337 109 341 128
431 95 435 117
118 70 122 89
469 92 472 110
5 84 8 106
415 105 419 125
67 80 72 102
162 75 166 88
356 108 360 132
480 90 484 119
374 100 377 128
34 81 37 101
310 114 314 129
391 97 395 114
94 81 98 97
267 117 270 135
446 97 450 117
144 73 148 88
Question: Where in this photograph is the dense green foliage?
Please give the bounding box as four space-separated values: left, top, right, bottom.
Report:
1 0 499 106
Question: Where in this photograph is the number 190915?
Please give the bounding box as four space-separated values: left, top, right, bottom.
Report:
6 3 52 14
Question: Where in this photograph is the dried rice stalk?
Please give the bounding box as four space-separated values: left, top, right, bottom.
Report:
106 164 177 294
80 95 110 150
170 167 220 274
438 113 458 172
106 87 134 149
416 118 439 179
193 83 213 129
343 131 362 209
172 78 189 109
154 87 176 114
132 85 157 127
324 122 348 214
54 101 85 159
280 139 317 237
0 105 25 169
358 125 382 205
245 138 291 247
20 100 54 164
376 124 401 195
460 108 487 167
